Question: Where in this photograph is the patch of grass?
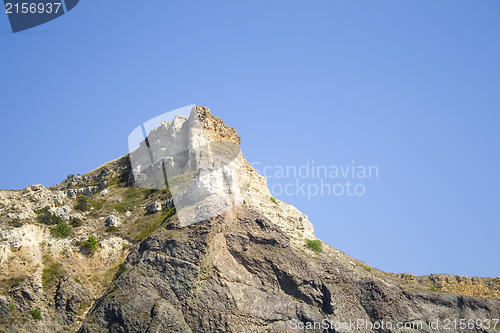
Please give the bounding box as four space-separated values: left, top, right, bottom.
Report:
164 229 181 239
30 308 41 320
113 186 143 213
82 236 99 252
36 207 62 225
89 200 104 210
51 222 71 238
107 176 120 186
143 188 157 199
430 285 438 292
270 196 278 205
79 302 91 314
136 206 176 240
305 239 323 253
69 217 82 227
363 265 372 273
113 202 133 213
75 195 90 211
9 303 15 312
42 262 66 288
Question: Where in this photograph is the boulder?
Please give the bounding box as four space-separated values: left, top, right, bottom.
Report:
146 201 162 214
9 236 23 252
105 215 121 227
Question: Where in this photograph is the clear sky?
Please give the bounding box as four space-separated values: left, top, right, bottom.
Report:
1 1 499 277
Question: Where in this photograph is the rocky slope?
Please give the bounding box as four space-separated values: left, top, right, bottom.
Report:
0 106 499 333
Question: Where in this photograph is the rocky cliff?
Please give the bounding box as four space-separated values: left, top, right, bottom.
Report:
0 107 499 333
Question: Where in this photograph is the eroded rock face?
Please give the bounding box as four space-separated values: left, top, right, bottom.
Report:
128 106 315 239
54 278 93 325
78 207 500 333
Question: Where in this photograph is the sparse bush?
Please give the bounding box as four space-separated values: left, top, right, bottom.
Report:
10 218 23 228
82 236 99 252
36 207 62 225
240 182 250 194
430 285 438 291
106 226 119 233
60 247 71 258
270 196 278 204
9 302 15 312
51 222 71 238
116 263 128 278
30 307 42 320
4 276 24 288
144 188 157 199
305 239 323 253
364 265 372 272
42 262 66 287
75 195 90 211
70 217 82 227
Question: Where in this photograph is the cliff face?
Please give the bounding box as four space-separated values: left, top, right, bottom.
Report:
0 107 499 333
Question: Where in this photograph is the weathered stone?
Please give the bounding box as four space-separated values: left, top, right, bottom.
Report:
9 236 23 252
146 201 162 214
105 215 121 227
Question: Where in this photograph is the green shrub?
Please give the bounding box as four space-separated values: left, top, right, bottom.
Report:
30 308 42 320
305 239 323 253
42 262 66 287
36 207 62 225
70 217 82 227
270 196 278 204
82 236 99 252
430 285 438 291
75 195 90 211
364 265 372 272
51 222 71 238
9 303 15 312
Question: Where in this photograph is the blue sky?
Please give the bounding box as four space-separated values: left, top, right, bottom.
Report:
1 1 499 277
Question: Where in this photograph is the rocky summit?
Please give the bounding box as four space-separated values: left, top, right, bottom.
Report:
0 106 499 333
